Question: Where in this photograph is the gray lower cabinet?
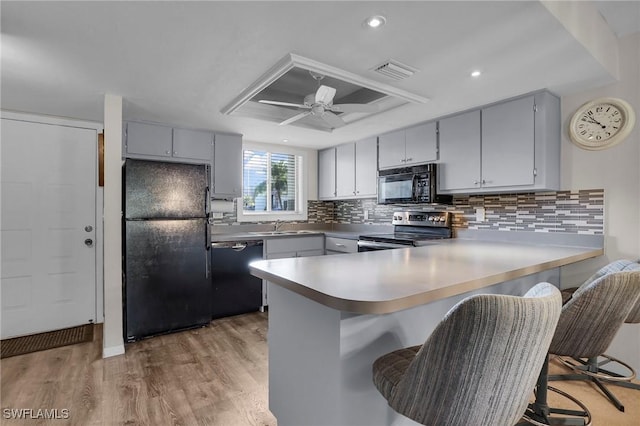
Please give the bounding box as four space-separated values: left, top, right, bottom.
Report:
438 91 560 194
325 237 358 255
213 133 242 199
264 236 325 259
378 122 438 170
263 236 325 305
124 122 213 163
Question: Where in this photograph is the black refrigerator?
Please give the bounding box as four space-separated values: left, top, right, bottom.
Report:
123 159 211 342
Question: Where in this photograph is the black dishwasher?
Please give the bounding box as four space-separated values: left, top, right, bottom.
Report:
210 240 264 319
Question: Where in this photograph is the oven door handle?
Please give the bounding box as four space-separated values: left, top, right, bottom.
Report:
357 240 410 250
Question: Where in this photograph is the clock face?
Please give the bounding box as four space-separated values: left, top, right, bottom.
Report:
573 103 624 142
569 98 636 150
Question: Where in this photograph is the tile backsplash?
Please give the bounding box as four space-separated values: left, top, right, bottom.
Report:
212 189 604 235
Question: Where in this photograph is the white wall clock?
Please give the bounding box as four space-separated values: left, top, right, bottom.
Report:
569 97 636 150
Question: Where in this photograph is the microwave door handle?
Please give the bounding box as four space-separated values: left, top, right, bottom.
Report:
412 174 419 201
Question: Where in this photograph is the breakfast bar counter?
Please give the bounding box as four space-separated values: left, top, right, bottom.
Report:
249 239 603 426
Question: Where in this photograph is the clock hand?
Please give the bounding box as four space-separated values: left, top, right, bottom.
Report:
585 116 607 129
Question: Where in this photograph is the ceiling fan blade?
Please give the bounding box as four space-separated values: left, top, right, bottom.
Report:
320 111 346 129
259 100 310 109
279 111 311 126
315 85 336 105
329 103 379 114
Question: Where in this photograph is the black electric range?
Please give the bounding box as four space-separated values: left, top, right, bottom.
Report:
357 211 452 251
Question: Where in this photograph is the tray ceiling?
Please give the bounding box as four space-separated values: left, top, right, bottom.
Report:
1 1 636 148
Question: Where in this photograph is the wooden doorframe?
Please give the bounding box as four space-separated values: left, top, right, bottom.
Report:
0 110 105 324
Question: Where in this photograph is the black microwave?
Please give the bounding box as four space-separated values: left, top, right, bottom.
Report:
377 164 452 205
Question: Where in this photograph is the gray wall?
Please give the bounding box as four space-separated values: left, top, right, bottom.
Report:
560 33 640 371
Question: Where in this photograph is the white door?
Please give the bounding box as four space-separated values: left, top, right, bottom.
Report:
1 118 97 338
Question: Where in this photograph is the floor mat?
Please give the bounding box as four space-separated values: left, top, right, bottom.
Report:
1 324 94 359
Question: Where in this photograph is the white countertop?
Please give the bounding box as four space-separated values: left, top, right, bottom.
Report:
249 239 603 314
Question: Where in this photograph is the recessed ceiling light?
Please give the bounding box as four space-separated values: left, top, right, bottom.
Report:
471 70 482 78
283 139 289 143
365 15 386 28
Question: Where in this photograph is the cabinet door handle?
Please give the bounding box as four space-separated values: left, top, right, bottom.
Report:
406 157 413 162
335 243 346 247
165 150 171 155
474 181 480 185
173 151 178 155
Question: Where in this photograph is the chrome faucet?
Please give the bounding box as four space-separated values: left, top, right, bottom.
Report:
273 219 284 231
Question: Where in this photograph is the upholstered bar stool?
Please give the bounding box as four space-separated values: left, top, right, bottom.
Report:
525 269 640 425
552 260 640 411
372 282 562 426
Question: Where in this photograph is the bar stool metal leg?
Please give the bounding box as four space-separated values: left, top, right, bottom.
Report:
522 356 592 426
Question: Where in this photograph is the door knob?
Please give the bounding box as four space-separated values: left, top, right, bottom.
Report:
84 225 93 232
84 239 94 247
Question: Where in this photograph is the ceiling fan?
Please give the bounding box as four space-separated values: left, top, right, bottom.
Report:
258 72 379 128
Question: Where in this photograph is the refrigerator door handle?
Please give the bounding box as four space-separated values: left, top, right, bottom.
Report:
205 247 211 279
205 186 211 216
205 222 210 251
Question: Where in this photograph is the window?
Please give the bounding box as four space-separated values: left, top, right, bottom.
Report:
238 144 307 222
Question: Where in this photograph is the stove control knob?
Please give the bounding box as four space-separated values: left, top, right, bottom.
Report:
428 216 434 221
439 217 446 222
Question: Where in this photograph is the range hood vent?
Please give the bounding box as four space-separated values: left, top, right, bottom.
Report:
372 60 418 80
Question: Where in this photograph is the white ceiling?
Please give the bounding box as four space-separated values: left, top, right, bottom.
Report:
1 1 639 149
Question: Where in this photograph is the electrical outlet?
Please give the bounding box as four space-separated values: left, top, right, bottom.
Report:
475 207 485 222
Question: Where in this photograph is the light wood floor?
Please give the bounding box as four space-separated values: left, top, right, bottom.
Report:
1 312 639 425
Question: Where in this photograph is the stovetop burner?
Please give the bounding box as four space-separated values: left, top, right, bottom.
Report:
358 232 449 247
358 211 452 248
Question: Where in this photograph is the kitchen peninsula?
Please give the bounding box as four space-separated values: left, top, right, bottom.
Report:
249 239 603 425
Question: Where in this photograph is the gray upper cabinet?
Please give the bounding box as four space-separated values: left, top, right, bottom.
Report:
321 137 377 200
405 122 438 166
336 144 355 198
318 148 336 199
213 133 242 199
378 122 438 169
438 110 481 192
354 137 377 197
378 130 405 169
125 122 173 158
124 121 243 199
124 122 213 164
482 96 535 188
173 128 214 162
438 91 560 194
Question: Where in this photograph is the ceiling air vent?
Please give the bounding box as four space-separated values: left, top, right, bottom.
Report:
372 60 418 81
